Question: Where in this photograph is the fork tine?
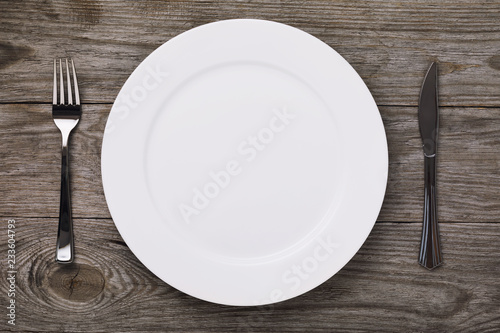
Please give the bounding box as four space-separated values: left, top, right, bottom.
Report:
53 59 57 105
59 59 65 105
65 59 73 105
71 59 80 105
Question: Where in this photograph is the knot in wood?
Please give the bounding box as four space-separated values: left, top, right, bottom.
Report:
47 263 105 302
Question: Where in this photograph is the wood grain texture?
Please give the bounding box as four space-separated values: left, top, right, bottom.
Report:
0 219 499 332
1 103 499 222
1 0 500 332
0 0 499 106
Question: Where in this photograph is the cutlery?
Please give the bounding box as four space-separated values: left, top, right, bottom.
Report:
418 62 443 269
52 58 81 264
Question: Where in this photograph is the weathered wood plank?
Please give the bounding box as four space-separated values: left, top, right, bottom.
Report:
379 105 500 222
1 104 499 222
1 1 499 332
0 0 499 106
0 219 498 332
0 103 110 219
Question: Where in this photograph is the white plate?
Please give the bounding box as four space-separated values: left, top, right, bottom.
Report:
101 19 388 306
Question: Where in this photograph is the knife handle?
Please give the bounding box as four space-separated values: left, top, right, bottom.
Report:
418 155 443 269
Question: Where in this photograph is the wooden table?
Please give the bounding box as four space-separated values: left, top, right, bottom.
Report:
1 1 499 332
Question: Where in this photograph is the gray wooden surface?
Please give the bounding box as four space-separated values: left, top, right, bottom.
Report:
1 0 499 332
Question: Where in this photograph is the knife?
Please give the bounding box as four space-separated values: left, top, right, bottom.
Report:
418 62 443 270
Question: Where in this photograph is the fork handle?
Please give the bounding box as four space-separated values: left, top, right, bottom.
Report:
56 145 74 263
418 155 443 269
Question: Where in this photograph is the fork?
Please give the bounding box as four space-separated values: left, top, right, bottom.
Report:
52 58 81 264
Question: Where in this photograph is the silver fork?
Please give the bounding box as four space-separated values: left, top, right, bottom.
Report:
52 58 81 264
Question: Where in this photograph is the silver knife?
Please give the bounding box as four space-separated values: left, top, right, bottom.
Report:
418 62 443 269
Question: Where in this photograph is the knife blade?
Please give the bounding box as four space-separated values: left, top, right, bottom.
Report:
418 62 443 270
